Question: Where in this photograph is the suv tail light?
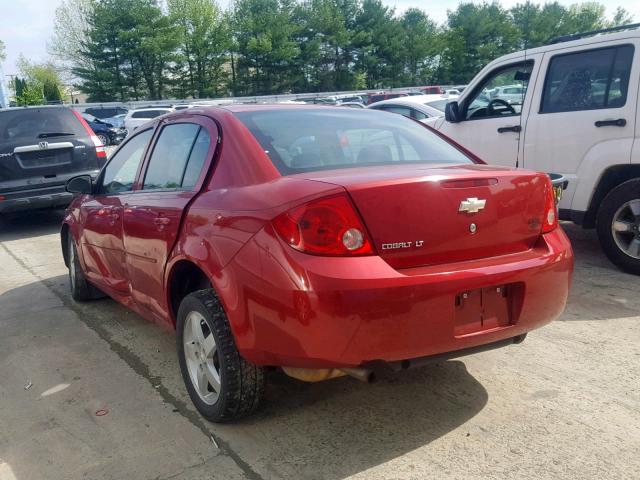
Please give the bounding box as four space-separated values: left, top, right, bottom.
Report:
272 193 374 256
72 110 107 159
542 177 558 233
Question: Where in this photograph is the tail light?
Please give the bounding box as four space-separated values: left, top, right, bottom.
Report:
542 177 558 233
72 110 107 159
272 193 374 256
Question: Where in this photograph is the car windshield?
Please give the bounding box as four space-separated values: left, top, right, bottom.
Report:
235 108 472 175
82 113 98 122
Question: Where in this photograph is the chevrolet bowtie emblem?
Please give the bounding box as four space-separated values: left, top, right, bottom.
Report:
459 197 486 214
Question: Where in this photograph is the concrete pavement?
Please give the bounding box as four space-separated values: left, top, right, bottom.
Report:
0 210 638 479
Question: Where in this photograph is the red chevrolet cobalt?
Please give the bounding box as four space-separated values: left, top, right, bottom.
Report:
62 105 572 422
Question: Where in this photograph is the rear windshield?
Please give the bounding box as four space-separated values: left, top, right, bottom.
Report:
235 108 471 174
85 107 127 118
0 108 86 142
132 110 167 119
425 99 451 111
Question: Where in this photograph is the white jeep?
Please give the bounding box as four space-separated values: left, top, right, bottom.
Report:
428 25 640 275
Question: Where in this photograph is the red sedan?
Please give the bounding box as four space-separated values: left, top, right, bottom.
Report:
62 105 573 422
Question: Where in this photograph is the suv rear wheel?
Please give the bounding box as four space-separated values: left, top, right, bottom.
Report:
597 179 640 275
176 290 265 422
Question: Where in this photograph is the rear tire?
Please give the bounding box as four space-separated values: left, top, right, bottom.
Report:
177 290 265 422
67 235 104 301
596 179 640 275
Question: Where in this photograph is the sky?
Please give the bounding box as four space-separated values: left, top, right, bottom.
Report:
1 0 639 77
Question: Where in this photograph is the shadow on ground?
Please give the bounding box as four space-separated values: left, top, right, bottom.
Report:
1 273 488 479
560 223 640 322
0 209 65 242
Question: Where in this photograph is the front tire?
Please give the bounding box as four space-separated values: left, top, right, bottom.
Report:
596 179 640 275
97 133 110 146
67 235 103 301
177 290 265 422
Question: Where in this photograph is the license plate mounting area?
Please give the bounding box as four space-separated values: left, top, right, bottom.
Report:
454 285 514 337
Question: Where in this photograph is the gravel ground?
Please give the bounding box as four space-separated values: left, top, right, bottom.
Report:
0 212 638 480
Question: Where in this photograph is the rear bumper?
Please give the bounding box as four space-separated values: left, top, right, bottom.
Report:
231 227 573 368
0 170 100 213
0 185 73 213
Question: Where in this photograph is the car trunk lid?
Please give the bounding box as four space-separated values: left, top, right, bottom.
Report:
303 164 549 269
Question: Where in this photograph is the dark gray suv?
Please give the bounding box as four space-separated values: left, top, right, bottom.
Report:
0 107 107 214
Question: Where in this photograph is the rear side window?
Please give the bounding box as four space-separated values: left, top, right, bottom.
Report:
143 123 202 190
541 45 634 113
235 109 471 175
377 105 412 118
181 128 211 188
101 129 152 194
0 108 87 142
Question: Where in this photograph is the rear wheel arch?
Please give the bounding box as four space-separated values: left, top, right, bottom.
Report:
166 259 214 327
584 165 640 228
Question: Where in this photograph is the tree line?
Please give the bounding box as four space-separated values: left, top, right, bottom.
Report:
44 0 634 102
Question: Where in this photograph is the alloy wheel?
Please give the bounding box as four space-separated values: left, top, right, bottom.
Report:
183 311 221 405
611 199 640 259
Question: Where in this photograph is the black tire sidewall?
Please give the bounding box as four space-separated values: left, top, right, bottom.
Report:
176 292 231 421
596 179 640 275
68 235 90 300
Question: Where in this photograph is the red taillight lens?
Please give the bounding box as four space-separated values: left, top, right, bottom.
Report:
72 109 107 159
542 177 558 233
272 194 374 256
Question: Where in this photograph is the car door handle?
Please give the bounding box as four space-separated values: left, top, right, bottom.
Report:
595 118 626 127
497 125 522 133
154 217 171 226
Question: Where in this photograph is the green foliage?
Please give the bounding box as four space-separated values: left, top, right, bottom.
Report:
15 57 64 105
15 80 45 106
169 0 231 98
60 0 633 100
0 39 6 62
232 0 300 95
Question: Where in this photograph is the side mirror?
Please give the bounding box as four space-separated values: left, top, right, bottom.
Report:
66 175 93 194
444 101 461 123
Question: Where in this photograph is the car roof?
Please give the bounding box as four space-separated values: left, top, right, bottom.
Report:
368 95 458 107
490 28 640 64
128 107 174 113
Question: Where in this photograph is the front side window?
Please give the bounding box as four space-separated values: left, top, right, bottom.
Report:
541 45 634 113
100 129 152 194
235 109 471 175
464 61 533 120
143 123 203 190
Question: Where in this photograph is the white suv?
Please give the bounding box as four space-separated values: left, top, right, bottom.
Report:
428 26 640 275
123 107 174 131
